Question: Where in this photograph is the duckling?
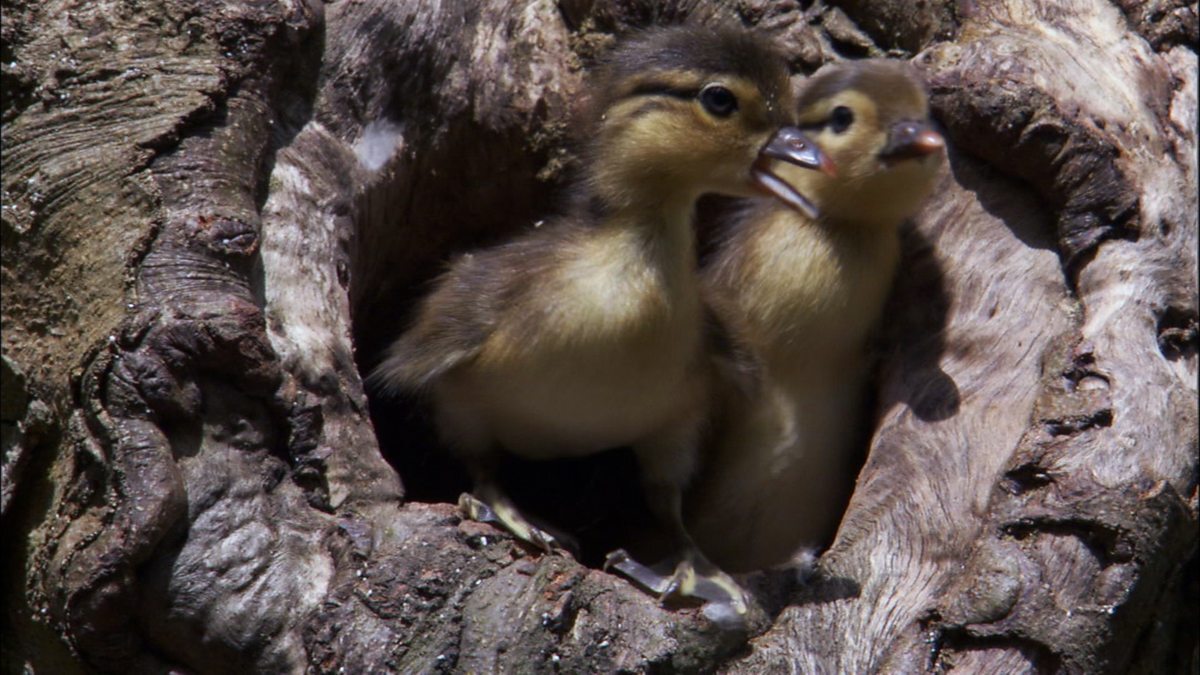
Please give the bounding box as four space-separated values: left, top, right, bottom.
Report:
368 25 831 612
686 59 945 573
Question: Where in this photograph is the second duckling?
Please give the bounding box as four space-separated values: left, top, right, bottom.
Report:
687 59 945 573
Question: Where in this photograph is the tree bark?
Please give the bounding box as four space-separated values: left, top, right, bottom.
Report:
2 0 1195 673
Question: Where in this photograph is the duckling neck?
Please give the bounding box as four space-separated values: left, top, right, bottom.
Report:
810 184 904 232
818 210 902 234
581 172 701 254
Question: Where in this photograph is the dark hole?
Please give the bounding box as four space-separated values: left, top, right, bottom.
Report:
1003 462 1054 494
367 390 663 567
1157 306 1198 362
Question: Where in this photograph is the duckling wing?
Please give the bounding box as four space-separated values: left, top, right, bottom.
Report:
367 252 503 393
367 232 564 393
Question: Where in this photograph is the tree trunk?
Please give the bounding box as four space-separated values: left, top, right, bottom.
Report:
2 0 1196 673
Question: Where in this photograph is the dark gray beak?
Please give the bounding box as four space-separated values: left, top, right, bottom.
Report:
879 121 944 163
752 127 836 218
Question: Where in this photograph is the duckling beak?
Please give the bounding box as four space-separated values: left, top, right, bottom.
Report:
879 121 944 164
753 127 836 218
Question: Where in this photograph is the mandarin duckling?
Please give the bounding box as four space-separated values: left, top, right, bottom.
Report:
687 59 945 573
369 25 831 612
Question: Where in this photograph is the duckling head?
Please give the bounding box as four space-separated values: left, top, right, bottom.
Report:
780 59 945 227
583 26 831 216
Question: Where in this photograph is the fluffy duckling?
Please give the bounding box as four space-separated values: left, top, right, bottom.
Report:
686 59 945 573
369 25 830 612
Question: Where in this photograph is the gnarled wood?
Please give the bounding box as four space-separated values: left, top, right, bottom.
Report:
2 0 1195 672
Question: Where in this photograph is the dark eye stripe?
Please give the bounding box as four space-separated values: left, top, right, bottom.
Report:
797 106 855 133
627 100 673 118
628 82 701 101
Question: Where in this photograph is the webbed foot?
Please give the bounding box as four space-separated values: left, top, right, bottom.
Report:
458 492 574 556
605 548 751 620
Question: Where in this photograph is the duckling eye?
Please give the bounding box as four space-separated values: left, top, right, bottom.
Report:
699 84 738 117
830 105 854 133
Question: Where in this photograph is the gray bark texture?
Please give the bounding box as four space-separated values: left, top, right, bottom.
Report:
2 0 1196 673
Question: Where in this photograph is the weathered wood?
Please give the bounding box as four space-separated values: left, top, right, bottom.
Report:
1 0 1195 673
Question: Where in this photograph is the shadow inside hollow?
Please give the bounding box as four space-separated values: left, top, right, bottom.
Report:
879 147 1061 424
875 220 961 424
950 150 1058 254
368 385 662 567
747 566 862 620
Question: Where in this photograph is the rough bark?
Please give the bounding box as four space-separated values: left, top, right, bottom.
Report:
1 0 1195 673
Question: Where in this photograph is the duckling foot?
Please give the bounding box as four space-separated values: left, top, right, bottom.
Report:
605 549 750 621
458 492 574 556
